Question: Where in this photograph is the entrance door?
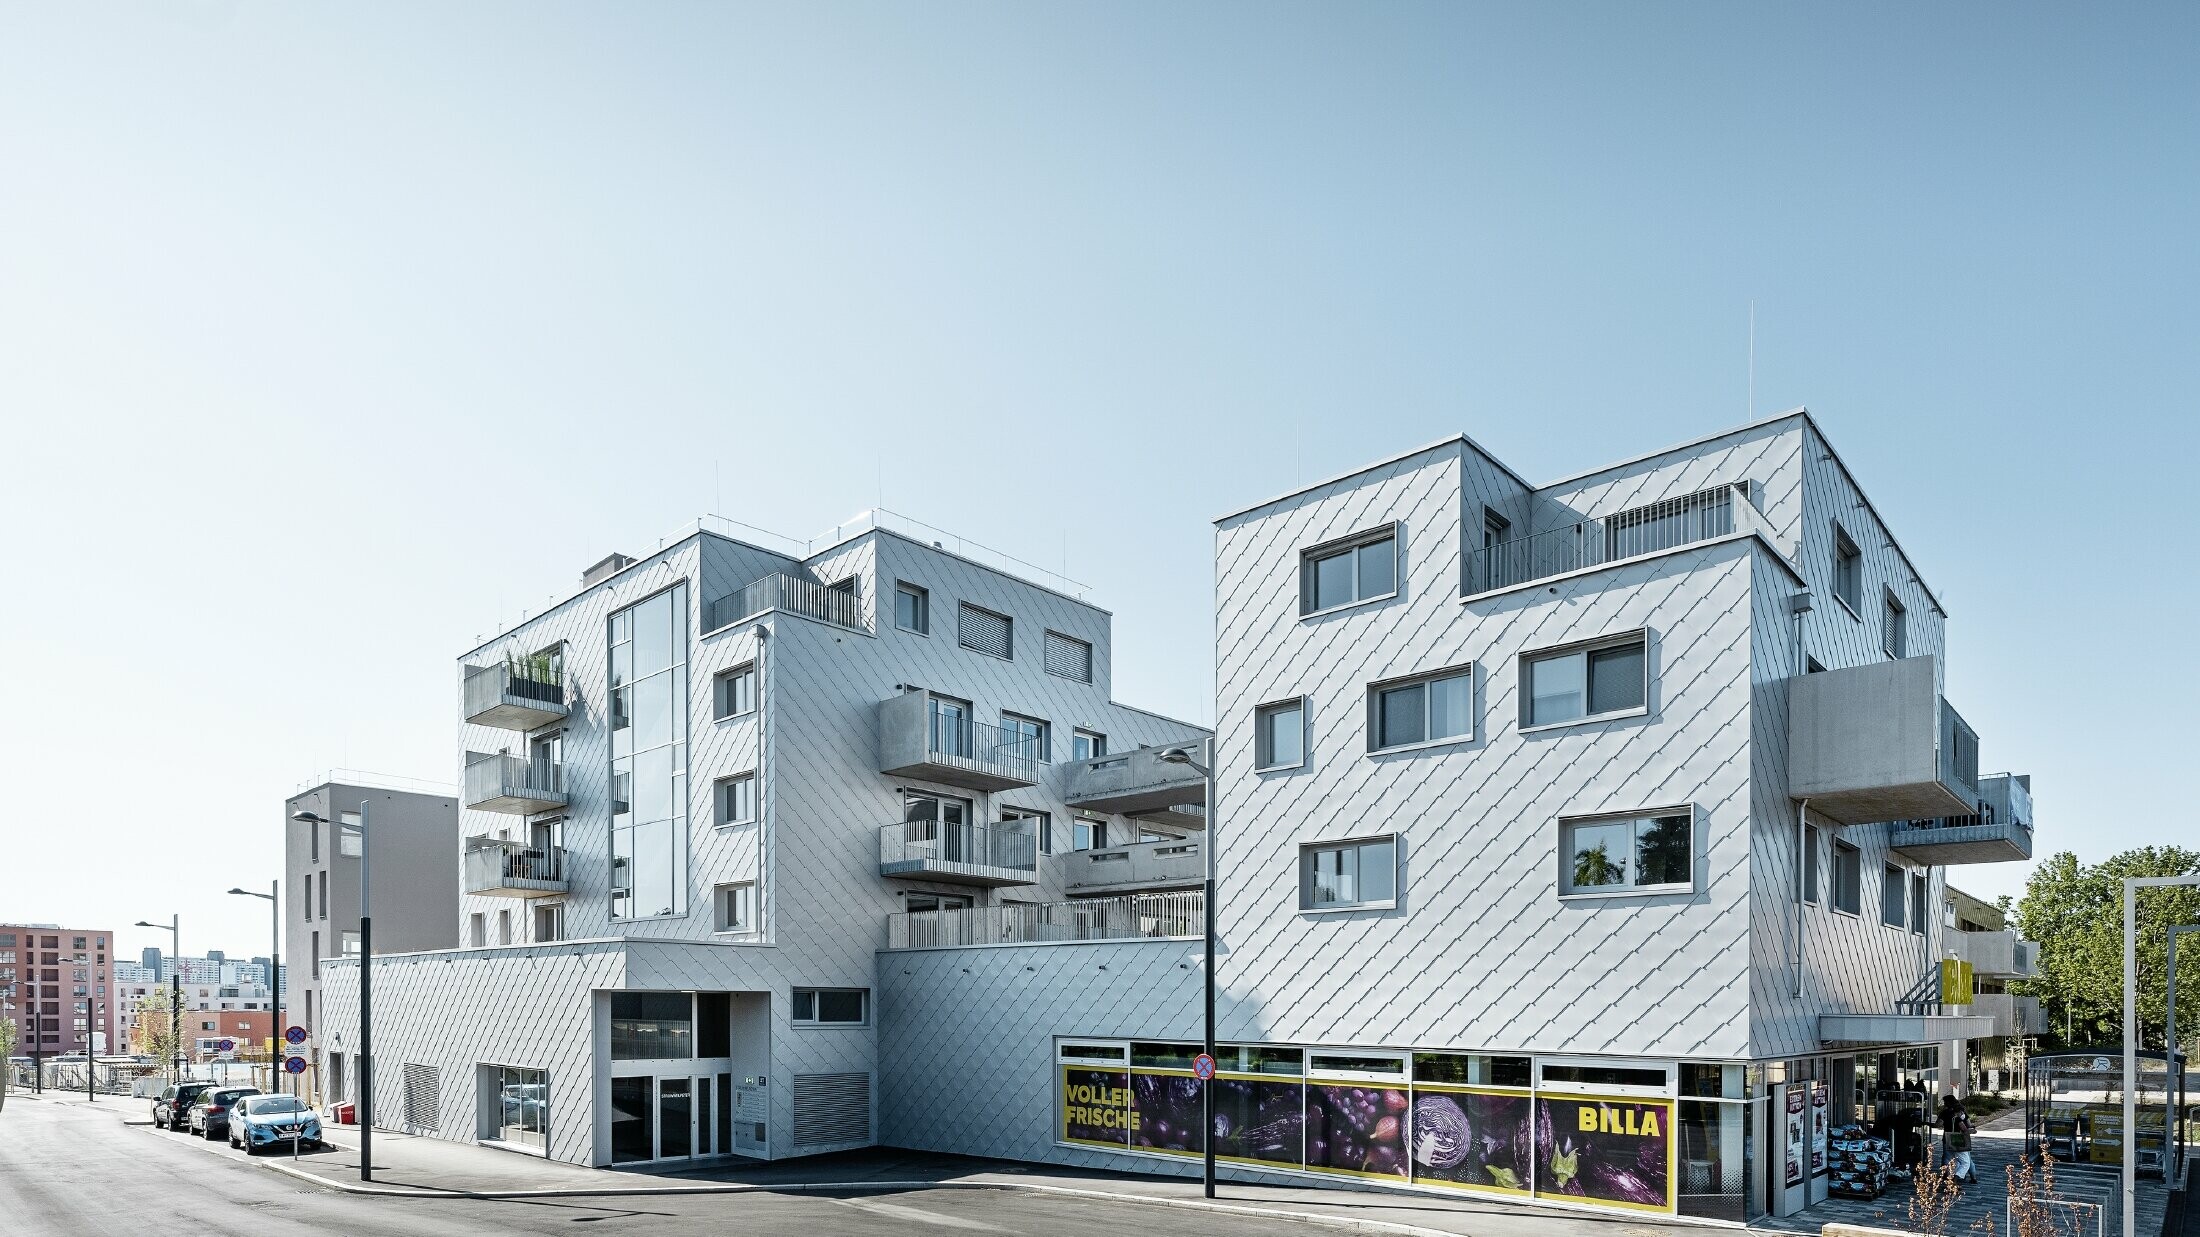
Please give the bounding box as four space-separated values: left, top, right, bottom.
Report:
694 1074 716 1158
611 1077 652 1163
659 1078 693 1159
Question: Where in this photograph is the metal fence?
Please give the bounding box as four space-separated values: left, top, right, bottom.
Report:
8 1058 163 1096
878 820 1038 873
703 573 867 634
463 752 564 803
1465 483 1756 595
928 718 1043 781
886 891 1203 950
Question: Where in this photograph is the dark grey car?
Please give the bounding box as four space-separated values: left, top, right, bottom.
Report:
153 1082 213 1132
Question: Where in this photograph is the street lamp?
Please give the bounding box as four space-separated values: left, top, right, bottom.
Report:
132 916 182 1085
227 884 281 1095
1155 741 1217 1200
295 803 372 1182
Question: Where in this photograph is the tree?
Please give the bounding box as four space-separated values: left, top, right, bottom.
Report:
132 992 183 1074
0 1014 17 1108
2014 846 2200 1050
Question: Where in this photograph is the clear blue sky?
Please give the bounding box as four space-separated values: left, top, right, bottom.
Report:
3 3 2191 962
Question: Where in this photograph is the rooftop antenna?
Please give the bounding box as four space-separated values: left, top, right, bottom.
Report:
1748 301 1757 418
714 459 722 516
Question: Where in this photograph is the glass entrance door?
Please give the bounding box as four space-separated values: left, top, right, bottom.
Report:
659 1078 693 1159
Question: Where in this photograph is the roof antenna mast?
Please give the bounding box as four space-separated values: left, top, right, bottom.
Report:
1748 301 1757 418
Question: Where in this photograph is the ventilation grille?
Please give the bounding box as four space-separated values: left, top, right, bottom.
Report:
1043 631 1092 683
791 1071 871 1146
401 1062 440 1129
956 604 1012 660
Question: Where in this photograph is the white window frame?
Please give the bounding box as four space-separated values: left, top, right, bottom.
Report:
1306 1049 1408 1082
1254 697 1307 772
790 987 869 1028
1556 806 1696 898
1298 523 1401 618
1298 834 1399 913
1832 523 1864 618
1518 628 1651 733
1071 816 1108 851
999 712 1051 764
712 882 754 935
715 772 758 828
1535 1056 1677 1098
1365 663 1476 754
1070 729 1107 762
894 582 930 635
713 662 757 721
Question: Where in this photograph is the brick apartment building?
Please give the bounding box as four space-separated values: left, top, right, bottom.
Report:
0 924 118 1057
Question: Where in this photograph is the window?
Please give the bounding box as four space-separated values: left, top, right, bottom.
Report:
1002 807 1052 855
1559 810 1693 894
340 931 360 956
715 773 758 827
338 811 363 857
497 910 512 946
957 603 1013 660
1803 825 1821 903
928 694 972 757
533 903 563 943
1832 523 1863 614
903 891 971 914
1299 836 1397 911
1072 817 1108 851
1254 698 1305 770
1882 863 1907 927
1071 730 1106 761
1367 665 1474 751
609 583 691 921
1882 591 1906 659
302 873 312 923
713 663 756 719
792 988 868 1026
1043 630 1094 683
610 991 693 1059
319 871 328 919
1482 507 1511 550
468 915 485 948
1910 871 1930 935
1000 713 1050 763
309 816 319 863
894 583 929 634
902 790 972 843
1299 524 1399 615
1832 840 1862 914
713 883 754 933
1521 631 1648 728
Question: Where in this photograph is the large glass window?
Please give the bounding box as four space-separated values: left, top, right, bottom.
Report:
1368 667 1473 750
1300 836 1397 910
1300 525 1399 615
1832 840 1862 914
1523 632 1648 727
610 585 689 920
1559 811 1693 894
1255 699 1305 770
491 1065 548 1149
610 992 693 1060
610 1076 652 1163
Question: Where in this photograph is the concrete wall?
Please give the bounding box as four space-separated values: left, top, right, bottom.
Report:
285 783 459 1039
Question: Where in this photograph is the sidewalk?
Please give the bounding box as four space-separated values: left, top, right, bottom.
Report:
279 1123 1730 1237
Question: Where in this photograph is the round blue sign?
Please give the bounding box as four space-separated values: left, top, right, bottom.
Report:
216 1039 235 1053
1193 1053 1216 1080
284 1055 308 1075
285 1025 308 1046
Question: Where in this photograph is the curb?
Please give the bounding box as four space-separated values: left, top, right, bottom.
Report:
251 1155 1470 1237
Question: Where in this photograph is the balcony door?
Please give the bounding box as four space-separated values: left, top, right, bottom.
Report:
903 792 972 860
928 696 972 759
528 732 562 790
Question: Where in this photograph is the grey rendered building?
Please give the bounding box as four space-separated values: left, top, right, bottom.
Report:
880 409 2036 1223
286 777 460 1041
318 515 1209 1165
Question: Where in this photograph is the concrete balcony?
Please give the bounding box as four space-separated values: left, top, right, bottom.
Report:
463 839 569 898
1970 993 2048 1037
1789 655 1982 825
877 821 1038 887
886 890 1202 950
1891 773 2035 865
876 692 1039 792
1059 837 1204 897
1946 928 2042 980
462 662 569 732
463 752 568 815
1061 745 1207 822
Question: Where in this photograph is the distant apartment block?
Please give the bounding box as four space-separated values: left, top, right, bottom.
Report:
0 924 117 1056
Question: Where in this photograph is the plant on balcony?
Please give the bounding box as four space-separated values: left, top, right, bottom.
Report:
504 649 563 687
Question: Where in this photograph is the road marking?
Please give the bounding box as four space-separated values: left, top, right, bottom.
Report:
832 1197 1013 1232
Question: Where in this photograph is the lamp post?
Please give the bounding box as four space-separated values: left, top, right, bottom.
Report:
1156 741 1217 1200
227 883 280 1095
132 916 181 1084
294 803 371 1182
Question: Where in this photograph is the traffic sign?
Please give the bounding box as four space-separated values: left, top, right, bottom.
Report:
1192 1053 1216 1081
284 1055 308 1075
216 1039 235 1053
285 1025 307 1046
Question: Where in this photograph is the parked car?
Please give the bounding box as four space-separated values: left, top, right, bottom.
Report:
152 1081 213 1132
187 1086 261 1139
228 1093 323 1154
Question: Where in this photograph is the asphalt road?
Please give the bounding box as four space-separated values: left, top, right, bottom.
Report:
0 1096 1304 1236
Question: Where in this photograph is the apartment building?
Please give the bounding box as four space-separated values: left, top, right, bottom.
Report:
1943 881 2047 1084
879 410 2036 1224
285 776 461 1040
0 924 116 1057
317 512 1209 1166
116 973 278 1054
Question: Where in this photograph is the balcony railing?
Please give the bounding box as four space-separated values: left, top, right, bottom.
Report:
1062 745 1208 819
886 890 1202 950
878 820 1039 886
463 841 569 898
1465 483 1772 597
877 693 1041 791
463 752 568 815
1059 837 1204 894
462 661 569 731
703 573 866 634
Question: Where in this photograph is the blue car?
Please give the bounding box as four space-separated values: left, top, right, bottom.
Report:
227 1093 323 1153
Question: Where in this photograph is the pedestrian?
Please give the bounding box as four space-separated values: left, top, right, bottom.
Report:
1937 1092 1963 1133
1946 1114 1976 1184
